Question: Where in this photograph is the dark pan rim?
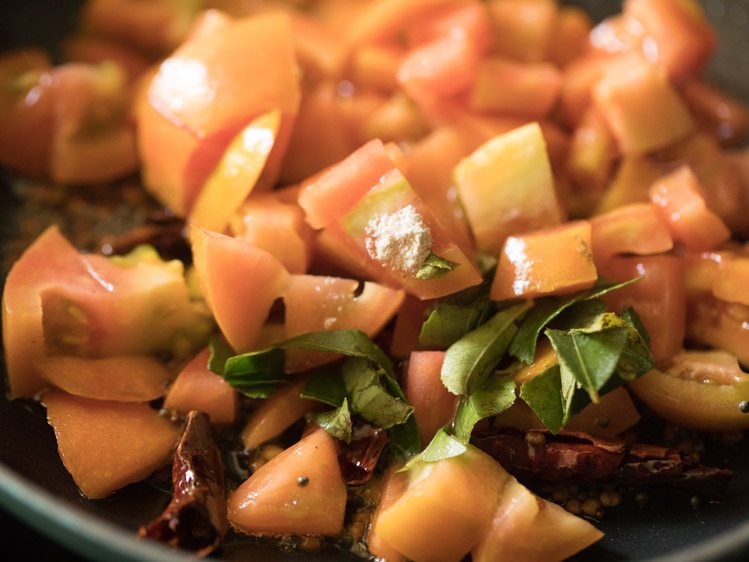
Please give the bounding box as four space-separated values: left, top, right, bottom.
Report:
2 457 749 562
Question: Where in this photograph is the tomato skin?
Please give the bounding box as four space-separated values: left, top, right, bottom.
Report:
148 12 299 140
469 57 562 119
491 221 598 301
240 380 320 450
43 390 180 499
624 0 716 82
453 122 563 256
298 139 395 230
487 0 558 63
230 193 314 275
282 275 404 372
164 348 238 425
2 227 96 398
404 351 458 446
228 428 347 536
367 469 409 562
681 79 749 147
648 166 730 252
0 49 54 177
593 55 695 155
590 203 673 266
37 356 172 403
339 169 482 300
139 11 300 215
188 110 281 234
473 478 602 562
629 351 749 431
599 255 686 365
191 227 289 354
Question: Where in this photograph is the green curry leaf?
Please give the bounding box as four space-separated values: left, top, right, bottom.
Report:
441 302 530 396
453 374 516 441
415 252 459 280
309 398 352 443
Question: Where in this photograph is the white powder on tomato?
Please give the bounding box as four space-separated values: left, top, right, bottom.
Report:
365 205 433 275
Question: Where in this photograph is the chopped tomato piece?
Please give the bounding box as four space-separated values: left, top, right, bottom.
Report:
667 133 749 237
404 351 458 445
3 228 207 398
547 6 593 67
279 82 355 185
164 348 238 425
190 227 290 354
63 36 150 84
148 12 299 140
352 44 404 94
491 221 598 301
398 33 481 105
188 110 281 233
487 0 558 63
228 428 347 536
593 55 695 154
403 127 476 259
140 11 300 214
473 478 603 562
0 48 54 177
367 469 409 562
49 62 138 185
591 203 673 266
560 52 611 127
469 57 562 118
390 296 430 359
599 255 686 364
567 107 618 193
624 0 716 81
681 79 749 147
594 155 664 214
43 390 180 499
630 351 749 431
339 169 482 300
229 193 314 275
454 122 563 255
289 11 346 81
282 275 404 372
648 166 731 252
38 356 172 403
240 380 320 450
312 227 398 285
377 445 510 562
298 139 395 230
345 0 466 47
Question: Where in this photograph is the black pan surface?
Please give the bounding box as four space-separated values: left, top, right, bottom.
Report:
1 1 749 561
